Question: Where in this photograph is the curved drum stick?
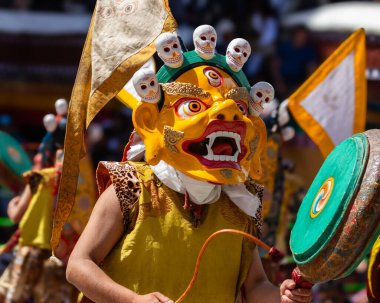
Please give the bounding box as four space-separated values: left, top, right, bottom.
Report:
175 229 290 303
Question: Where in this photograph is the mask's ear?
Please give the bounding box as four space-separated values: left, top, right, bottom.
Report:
132 102 162 165
248 117 267 180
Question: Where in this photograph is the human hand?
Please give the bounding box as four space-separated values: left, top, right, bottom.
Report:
280 279 312 303
133 292 173 303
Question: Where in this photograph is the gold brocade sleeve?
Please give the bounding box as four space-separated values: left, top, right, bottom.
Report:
51 0 177 251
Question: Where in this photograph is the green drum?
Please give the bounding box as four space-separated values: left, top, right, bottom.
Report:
290 130 380 283
0 131 32 192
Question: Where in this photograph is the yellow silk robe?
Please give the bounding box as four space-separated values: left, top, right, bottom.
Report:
97 161 261 303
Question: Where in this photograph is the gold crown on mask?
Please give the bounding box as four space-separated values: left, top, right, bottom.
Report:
130 25 275 116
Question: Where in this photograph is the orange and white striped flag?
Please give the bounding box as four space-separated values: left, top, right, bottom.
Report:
287 29 367 158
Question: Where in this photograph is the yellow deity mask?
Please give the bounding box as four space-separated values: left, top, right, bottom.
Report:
125 50 267 184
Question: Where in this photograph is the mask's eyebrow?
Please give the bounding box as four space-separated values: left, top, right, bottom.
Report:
224 87 251 103
161 82 211 100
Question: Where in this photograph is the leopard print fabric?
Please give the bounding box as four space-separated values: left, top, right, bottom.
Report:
97 162 141 227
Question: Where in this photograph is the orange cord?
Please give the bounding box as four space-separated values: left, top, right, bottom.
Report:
175 229 272 303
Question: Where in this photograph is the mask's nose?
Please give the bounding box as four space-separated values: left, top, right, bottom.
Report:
209 99 244 122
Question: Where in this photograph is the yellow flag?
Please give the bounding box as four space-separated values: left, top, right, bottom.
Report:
52 0 177 250
287 29 366 158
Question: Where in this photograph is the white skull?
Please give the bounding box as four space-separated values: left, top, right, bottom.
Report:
55 98 68 116
43 114 57 132
226 38 251 72
249 81 274 116
155 32 183 68
132 69 161 103
193 25 217 60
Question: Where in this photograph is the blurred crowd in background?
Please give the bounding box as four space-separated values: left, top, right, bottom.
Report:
0 0 379 302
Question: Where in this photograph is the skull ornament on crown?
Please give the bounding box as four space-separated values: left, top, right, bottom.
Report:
249 82 275 116
226 38 251 72
155 32 184 68
132 69 161 104
193 25 217 60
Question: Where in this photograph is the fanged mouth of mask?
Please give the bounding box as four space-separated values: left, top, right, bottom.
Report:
187 131 241 162
182 120 247 170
